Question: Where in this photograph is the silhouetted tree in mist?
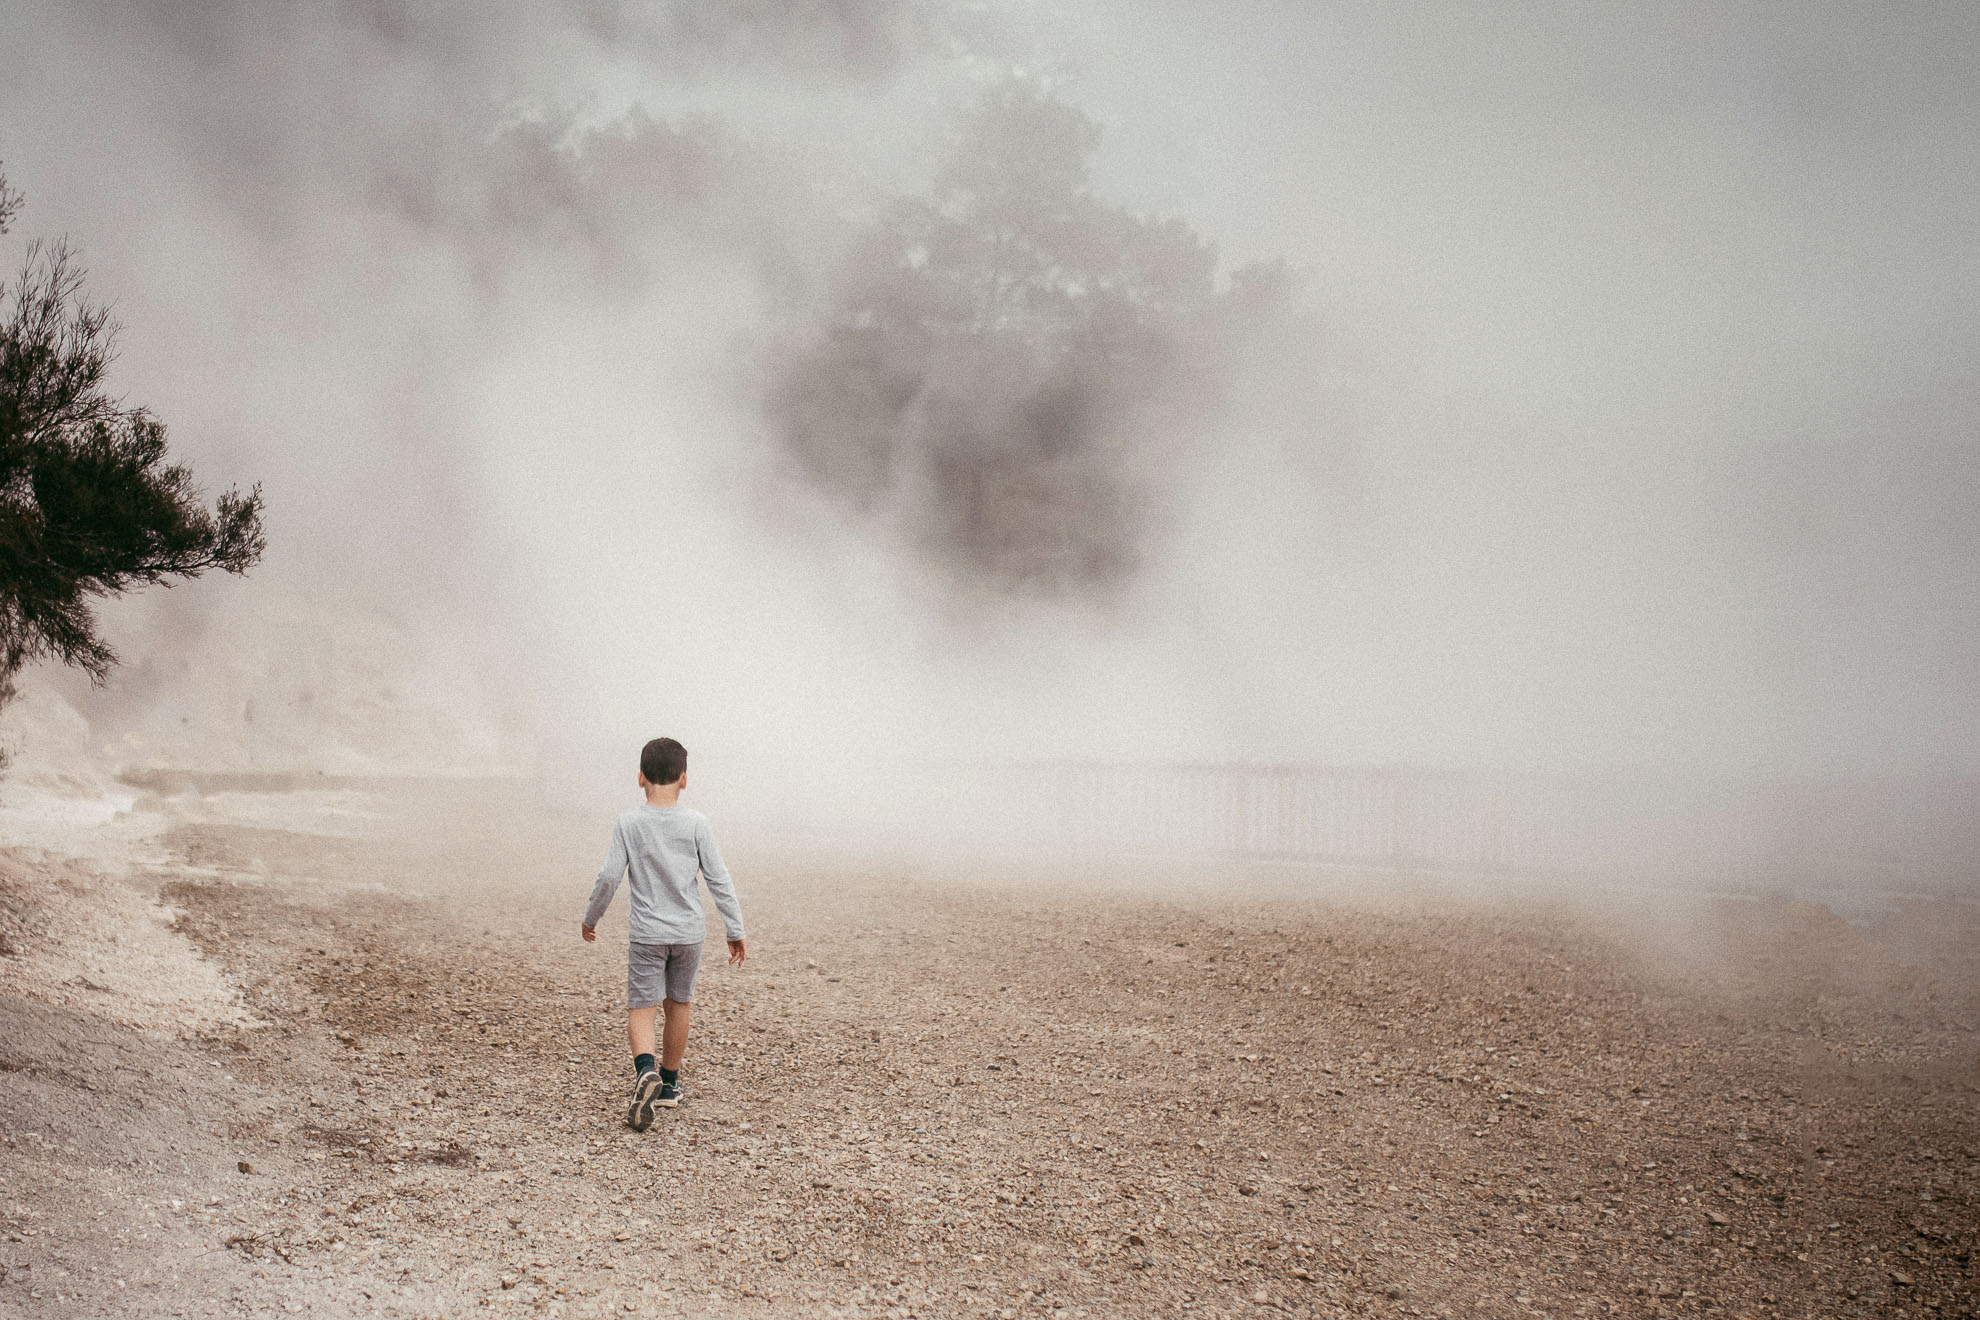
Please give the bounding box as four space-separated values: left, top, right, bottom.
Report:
0 166 265 711
764 84 1279 599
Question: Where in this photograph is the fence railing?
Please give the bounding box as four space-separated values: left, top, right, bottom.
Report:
869 761 1978 890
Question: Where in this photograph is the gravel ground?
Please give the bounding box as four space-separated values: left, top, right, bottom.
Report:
2 781 1976 1319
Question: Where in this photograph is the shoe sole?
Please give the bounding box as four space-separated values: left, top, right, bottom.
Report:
628 1073 661 1131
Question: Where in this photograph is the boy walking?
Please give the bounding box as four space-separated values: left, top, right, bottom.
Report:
581 737 746 1130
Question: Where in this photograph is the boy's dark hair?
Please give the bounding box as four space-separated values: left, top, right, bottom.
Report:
640 737 687 785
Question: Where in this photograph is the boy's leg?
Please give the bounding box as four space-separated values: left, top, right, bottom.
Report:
628 1005 658 1061
625 945 667 1130
627 942 668 1073
626 1011 662 1130
660 942 702 1072
654 943 701 1106
660 998 690 1071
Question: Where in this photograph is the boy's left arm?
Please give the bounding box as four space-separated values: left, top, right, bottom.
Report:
696 819 747 964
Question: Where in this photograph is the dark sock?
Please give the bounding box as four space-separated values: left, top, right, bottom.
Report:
634 1053 655 1076
660 1067 679 1086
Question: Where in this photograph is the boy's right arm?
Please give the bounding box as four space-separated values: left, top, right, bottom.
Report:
581 820 630 940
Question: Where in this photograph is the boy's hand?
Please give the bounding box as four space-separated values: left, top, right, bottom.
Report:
728 938 746 966
581 924 596 943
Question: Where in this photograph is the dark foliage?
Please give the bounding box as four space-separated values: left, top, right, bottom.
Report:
761 84 1268 600
0 168 265 703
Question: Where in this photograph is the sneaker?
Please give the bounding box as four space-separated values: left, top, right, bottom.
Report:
657 1077 684 1108
628 1069 661 1131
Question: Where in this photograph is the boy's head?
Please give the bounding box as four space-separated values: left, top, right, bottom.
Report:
638 737 687 788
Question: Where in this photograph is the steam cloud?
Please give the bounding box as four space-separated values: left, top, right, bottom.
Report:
1 0 1976 821
573 0 932 81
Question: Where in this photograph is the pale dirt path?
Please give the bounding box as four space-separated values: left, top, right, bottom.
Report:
3 780 1976 1319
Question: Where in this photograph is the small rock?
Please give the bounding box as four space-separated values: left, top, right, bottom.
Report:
236 1161 254 1175
500 1276 518 1290
1384 1283 1405 1299
1890 1270 1914 1287
1252 1289 1269 1304
1707 1211 1728 1226
1237 1183 1258 1196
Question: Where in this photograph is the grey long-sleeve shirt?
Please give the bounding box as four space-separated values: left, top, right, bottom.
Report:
582 805 745 945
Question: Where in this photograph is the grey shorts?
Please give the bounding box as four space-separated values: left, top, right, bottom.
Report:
627 941 703 1008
